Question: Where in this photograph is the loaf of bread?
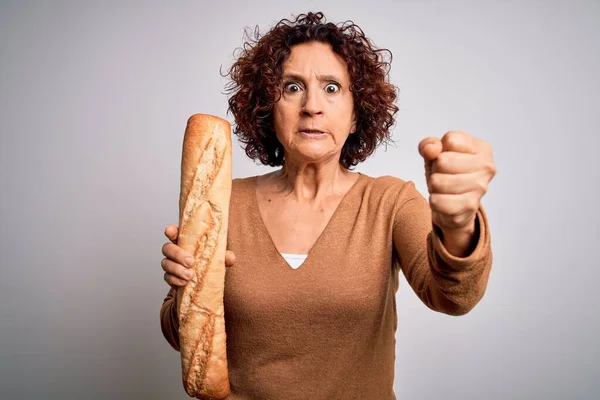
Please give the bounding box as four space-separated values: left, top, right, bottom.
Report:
176 114 232 399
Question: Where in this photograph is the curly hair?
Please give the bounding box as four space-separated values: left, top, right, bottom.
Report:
223 11 399 169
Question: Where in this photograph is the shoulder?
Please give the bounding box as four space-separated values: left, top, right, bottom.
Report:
231 175 258 193
231 170 279 194
228 176 257 220
229 176 255 208
357 173 422 203
356 173 430 229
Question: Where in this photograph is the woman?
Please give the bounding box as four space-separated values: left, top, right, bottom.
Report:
160 12 496 399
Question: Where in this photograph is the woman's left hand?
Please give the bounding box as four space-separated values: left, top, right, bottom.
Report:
418 131 497 235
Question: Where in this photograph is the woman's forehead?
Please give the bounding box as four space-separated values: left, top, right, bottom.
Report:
283 42 350 80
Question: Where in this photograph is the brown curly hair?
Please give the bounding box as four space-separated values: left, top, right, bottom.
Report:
223 11 399 169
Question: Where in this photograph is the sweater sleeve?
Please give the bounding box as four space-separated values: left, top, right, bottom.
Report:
160 286 181 351
392 181 493 316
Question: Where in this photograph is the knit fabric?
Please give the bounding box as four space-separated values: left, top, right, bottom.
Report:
160 172 493 399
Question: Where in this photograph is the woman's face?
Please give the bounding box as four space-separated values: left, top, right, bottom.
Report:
273 41 356 165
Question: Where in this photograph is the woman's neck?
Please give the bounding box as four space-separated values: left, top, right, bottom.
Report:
272 158 354 202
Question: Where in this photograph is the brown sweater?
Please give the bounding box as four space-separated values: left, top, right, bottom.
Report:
160 173 493 399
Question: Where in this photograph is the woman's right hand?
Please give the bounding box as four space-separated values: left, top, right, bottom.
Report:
161 224 236 287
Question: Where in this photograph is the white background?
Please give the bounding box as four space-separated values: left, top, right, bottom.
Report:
1 1 598 399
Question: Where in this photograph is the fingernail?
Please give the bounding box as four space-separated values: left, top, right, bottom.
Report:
184 256 195 267
186 271 195 280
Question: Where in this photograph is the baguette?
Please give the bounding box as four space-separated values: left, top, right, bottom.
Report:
176 114 232 399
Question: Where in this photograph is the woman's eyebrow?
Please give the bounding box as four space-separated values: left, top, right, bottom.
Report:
281 73 305 82
316 74 343 83
282 72 344 83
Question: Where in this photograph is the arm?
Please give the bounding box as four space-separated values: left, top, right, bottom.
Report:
160 286 181 351
393 182 493 316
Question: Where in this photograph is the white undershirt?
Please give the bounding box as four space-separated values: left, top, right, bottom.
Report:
280 253 308 269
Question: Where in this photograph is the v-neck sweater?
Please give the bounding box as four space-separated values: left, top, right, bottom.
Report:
160 173 493 399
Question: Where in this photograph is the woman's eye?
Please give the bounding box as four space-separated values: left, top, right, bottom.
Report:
285 82 301 93
325 83 340 93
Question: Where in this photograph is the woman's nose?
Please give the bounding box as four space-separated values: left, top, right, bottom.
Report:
301 88 324 116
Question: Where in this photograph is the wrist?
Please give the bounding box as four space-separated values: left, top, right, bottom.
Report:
436 217 479 258
440 218 476 237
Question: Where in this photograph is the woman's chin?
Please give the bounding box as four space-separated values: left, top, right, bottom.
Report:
288 146 338 164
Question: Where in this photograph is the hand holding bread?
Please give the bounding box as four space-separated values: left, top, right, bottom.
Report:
161 225 236 287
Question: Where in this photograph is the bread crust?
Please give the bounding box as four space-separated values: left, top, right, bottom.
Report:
176 114 232 399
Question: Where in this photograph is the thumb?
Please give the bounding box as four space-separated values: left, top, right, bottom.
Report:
225 250 237 268
418 137 443 162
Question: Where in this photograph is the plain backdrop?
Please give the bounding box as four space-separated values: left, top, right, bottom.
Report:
1 1 598 399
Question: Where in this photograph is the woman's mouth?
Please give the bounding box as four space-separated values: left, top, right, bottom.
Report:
299 129 327 137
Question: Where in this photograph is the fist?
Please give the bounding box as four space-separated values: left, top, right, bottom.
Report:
418 131 496 232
